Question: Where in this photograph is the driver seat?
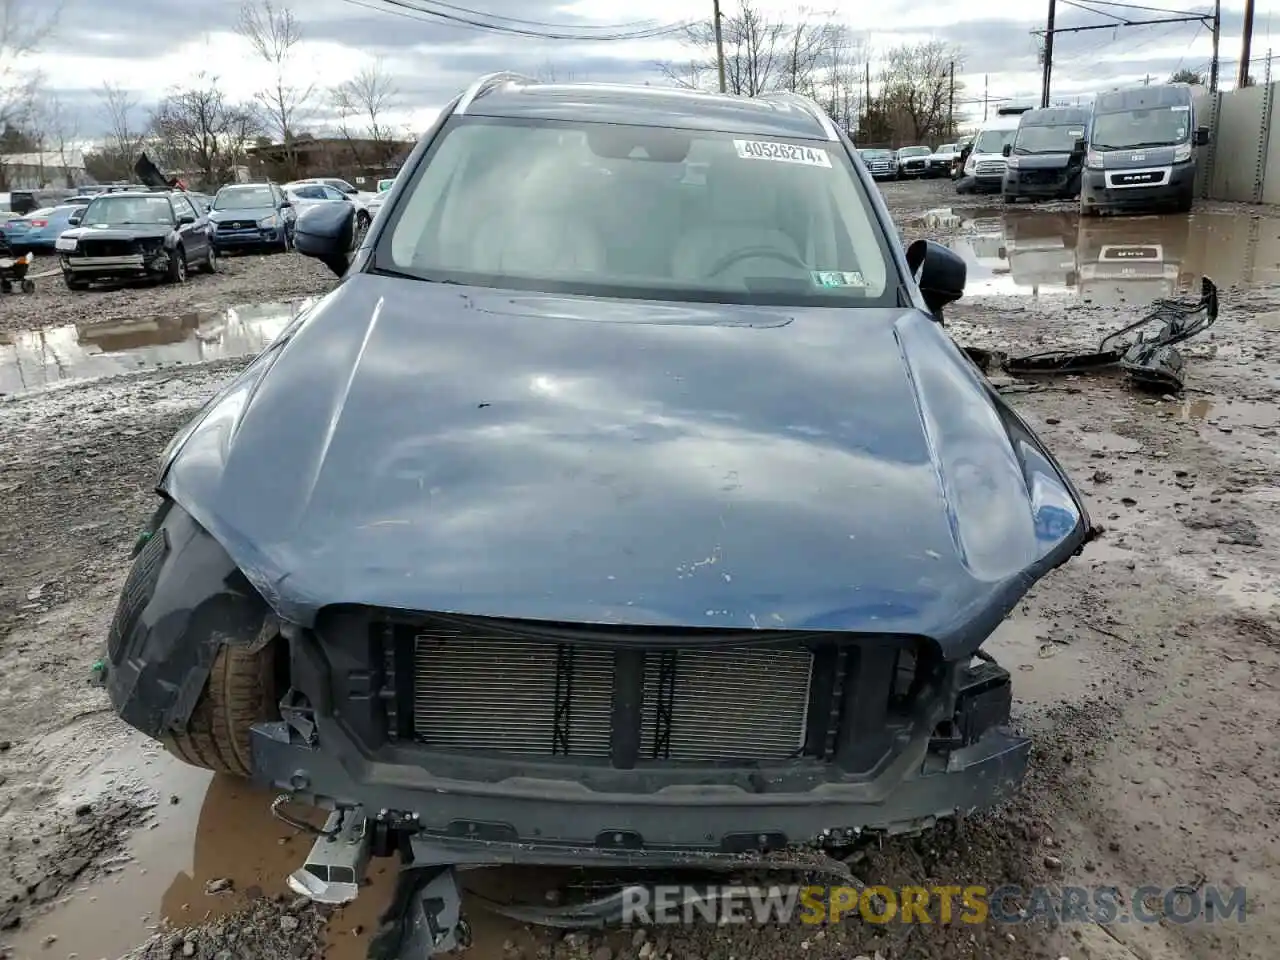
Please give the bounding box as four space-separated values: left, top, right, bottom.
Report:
671 159 803 283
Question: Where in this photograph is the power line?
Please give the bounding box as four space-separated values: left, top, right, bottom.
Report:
336 0 691 41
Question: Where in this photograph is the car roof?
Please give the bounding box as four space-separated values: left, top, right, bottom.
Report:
459 74 839 142
88 191 173 199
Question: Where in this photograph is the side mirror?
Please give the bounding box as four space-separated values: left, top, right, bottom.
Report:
279 200 292 209
295 202 355 278
177 214 196 225
68 214 82 226
905 239 966 321
1002 143 1012 157
1073 138 1087 154
1195 126 1210 146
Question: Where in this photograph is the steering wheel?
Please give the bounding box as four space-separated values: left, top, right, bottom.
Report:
705 246 810 278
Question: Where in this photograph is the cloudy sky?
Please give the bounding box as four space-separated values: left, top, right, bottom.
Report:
9 0 1280 142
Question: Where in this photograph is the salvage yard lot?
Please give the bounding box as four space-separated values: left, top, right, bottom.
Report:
1 178 1278 960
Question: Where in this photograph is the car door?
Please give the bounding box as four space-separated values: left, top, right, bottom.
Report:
171 194 206 261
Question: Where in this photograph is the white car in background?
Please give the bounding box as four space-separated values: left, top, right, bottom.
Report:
282 180 373 234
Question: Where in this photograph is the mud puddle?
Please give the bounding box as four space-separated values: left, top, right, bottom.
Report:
910 206 1280 303
985 611 1105 705
0 298 316 397
3 736 543 960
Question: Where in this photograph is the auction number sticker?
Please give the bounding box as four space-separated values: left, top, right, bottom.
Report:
734 139 832 167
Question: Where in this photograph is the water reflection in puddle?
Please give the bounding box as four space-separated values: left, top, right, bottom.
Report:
909 206 1280 305
0 298 317 397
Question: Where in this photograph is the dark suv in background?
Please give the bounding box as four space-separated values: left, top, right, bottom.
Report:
208 182 296 253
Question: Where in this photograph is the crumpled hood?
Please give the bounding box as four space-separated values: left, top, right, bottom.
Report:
161 275 1089 653
62 225 170 243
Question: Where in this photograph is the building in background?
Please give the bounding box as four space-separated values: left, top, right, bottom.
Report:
0 150 88 189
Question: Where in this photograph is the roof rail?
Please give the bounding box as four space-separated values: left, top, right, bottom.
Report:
455 72 538 116
754 90 839 141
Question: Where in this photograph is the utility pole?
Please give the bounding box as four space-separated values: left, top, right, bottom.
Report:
948 60 955 136
984 74 990 121
1040 0 1056 108
712 0 726 93
865 61 871 106
1238 0 1256 88
1210 0 1221 91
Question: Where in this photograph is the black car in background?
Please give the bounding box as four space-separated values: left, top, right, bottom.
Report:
56 189 217 289
208 182 296 253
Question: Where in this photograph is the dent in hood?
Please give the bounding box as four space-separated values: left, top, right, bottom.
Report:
161 276 1089 654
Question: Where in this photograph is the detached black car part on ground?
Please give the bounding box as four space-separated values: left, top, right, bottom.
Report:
991 277 1219 393
99 76 1093 959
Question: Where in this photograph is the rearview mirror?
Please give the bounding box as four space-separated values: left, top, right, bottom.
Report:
295 202 355 278
1194 125 1210 146
1002 143 1012 157
905 239 966 321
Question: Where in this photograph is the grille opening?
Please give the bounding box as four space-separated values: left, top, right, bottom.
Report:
405 619 821 764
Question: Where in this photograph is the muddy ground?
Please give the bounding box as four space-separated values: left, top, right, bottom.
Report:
1 179 1278 959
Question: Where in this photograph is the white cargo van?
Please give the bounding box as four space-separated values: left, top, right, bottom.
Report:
960 106 1032 193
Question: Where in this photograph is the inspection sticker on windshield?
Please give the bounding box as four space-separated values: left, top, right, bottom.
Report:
811 270 865 288
734 140 832 167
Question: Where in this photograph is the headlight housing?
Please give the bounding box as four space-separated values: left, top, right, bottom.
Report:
259 215 278 228
1086 150 1104 170
1173 142 1192 163
1006 155 1019 169
55 235 78 252
964 157 976 174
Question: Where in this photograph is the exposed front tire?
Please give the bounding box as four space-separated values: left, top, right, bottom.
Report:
63 271 90 291
201 245 218 274
167 246 187 284
164 642 280 778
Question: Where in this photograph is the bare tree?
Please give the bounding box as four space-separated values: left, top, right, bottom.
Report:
28 89 79 186
535 60 578 82
82 82 148 182
150 74 260 188
236 0 314 178
656 2 865 128
331 60 401 168
0 0 60 131
876 41 963 143
660 0 788 96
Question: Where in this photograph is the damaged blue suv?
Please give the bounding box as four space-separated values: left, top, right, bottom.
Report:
101 73 1091 958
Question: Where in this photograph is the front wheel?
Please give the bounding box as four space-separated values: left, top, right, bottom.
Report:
20 278 35 293
163 642 280 778
201 245 218 274
167 246 187 284
63 271 89 291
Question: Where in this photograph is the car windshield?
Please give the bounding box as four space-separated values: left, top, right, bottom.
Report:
379 117 894 306
82 195 173 226
899 146 930 157
974 128 1018 154
1090 106 1190 150
936 144 957 153
1014 123 1086 154
214 185 275 209
861 150 890 158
